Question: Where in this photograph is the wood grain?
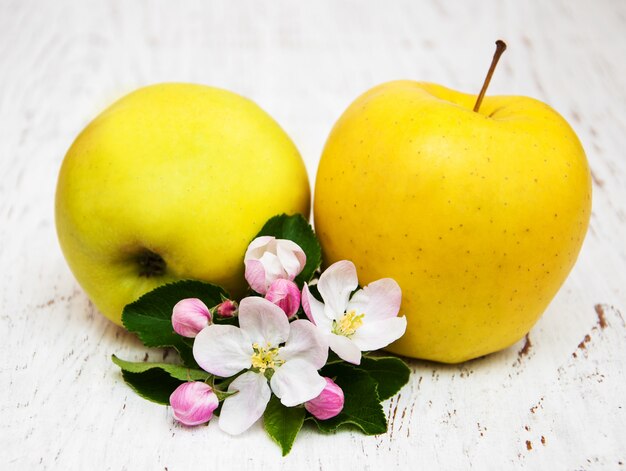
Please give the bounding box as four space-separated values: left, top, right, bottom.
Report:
1 0 625 469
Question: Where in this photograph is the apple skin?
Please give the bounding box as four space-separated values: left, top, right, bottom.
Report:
314 81 591 363
56 83 310 326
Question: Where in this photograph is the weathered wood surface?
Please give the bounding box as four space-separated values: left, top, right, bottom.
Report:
1 0 625 469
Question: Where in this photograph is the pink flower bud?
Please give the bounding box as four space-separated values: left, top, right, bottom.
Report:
265 279 301 318
172 298 211 338
305 377 344 420
244 236 306 294
216 299 238 318
169 381 219 426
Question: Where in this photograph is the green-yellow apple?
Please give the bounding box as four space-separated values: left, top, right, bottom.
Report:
314 42 591 363
56 83 310 326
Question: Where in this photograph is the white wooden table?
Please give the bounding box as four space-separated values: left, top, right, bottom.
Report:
2 0 625 469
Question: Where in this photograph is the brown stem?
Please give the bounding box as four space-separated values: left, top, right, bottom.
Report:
473 40 507 113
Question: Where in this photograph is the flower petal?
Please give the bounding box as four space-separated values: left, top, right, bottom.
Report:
327 333 362 365
346 278 402 322
279 319 328 369
302 283 332 331
193 324 252 377
317 260 358 320
270 359 326 407
351 316 408 351
244 259 267 294
244 236 275 261
276 239 307 279
219 371 271 435
265 279 301 318
238 296 289 346
259 251 286 284
244 236 285 294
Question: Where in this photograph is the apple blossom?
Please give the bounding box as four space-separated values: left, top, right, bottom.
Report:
302 260 407 365
193 296 327 435
171 298 211 338
305 377 344 420
265 278 301 318
169 381 219 426
216 299 238 318
244 236 306 294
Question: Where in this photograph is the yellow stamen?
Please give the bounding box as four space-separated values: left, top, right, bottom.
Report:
251 342 283 373
332 310 365 338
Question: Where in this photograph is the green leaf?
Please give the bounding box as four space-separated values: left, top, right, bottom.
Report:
112 355 210 405
255 214 321 285
119 369 181 405
122 280 229 367
111 355 210 381
310 362 387 435
263 395 305 456
359 356 411 401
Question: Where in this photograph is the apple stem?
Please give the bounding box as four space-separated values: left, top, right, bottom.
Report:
473 40 507 113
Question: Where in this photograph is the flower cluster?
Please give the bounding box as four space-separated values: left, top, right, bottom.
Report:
168 235 406 434
113 215 411 454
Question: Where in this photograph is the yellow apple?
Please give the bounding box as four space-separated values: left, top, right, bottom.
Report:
56 83 310 326
314 76 591 363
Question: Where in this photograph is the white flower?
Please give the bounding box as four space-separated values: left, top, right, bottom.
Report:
192 296 327 435
244 236 307 294
302 260 407 365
